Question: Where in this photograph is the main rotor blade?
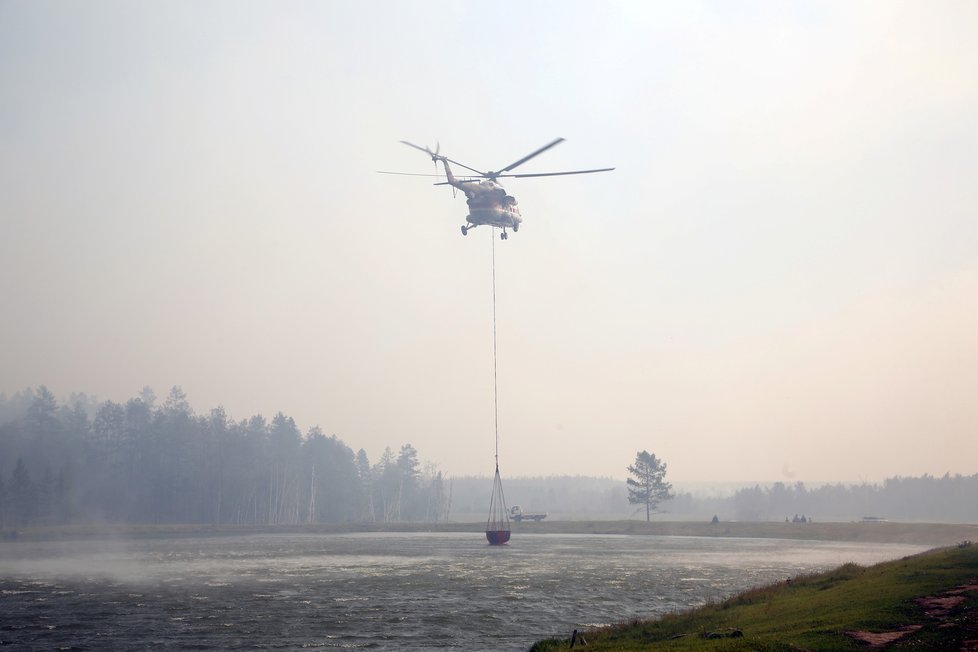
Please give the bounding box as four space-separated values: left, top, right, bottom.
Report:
399 140 486 176
377 170 445 177
499 167 616 178
441 156 486 176
497 138 565 174
399 140 433 154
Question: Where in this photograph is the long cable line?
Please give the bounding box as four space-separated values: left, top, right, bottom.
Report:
486 227 510 544
491 228 499 471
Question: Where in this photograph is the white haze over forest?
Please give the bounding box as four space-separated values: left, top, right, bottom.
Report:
1 1 976 483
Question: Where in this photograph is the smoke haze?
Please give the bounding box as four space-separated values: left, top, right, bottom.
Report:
2 1 976 483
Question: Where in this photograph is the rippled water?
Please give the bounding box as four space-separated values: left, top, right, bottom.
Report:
0 531 926 650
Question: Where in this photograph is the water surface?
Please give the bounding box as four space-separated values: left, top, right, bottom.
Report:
0 531 926 649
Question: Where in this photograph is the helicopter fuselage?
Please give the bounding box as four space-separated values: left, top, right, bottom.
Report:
436 159 521 237
463 180 522 230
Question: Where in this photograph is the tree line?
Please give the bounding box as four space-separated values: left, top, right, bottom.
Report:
3 386 975 527
714 475 978 523
0 386 450 528
623 450 978 524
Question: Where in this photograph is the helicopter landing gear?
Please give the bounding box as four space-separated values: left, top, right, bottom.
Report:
500 230 508 240
513 223 519 232
461 225 468 236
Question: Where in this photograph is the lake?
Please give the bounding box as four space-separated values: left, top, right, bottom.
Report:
0 531 927 650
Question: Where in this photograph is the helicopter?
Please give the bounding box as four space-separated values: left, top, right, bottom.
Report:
379 138 613 239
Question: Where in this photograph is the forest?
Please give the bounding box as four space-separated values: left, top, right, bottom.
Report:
669 474 978 524
0 386 449 527
1 386 976 527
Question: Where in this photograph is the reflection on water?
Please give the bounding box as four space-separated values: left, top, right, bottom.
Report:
0 532 926 650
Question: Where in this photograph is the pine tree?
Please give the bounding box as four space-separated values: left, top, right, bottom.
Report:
626 450 673 521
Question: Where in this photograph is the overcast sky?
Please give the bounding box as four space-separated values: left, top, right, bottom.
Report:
2 1 976 483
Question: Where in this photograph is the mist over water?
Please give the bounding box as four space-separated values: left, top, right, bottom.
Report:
0 532 926 650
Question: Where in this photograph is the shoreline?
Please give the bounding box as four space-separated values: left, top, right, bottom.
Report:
530 543 978 650
3 520 976 546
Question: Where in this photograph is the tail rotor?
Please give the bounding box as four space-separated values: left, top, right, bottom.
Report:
427 142 454 197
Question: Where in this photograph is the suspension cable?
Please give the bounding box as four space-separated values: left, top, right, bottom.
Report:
491 228 499 471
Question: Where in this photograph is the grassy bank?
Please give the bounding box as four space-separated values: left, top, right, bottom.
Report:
531 543 978 651
3 520 977 546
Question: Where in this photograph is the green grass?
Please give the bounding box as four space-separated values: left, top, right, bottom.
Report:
530 543 978 651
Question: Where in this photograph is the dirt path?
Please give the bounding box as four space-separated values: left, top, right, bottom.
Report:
846 580 978 650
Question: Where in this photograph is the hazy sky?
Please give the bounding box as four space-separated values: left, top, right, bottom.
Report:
2 1 976 483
